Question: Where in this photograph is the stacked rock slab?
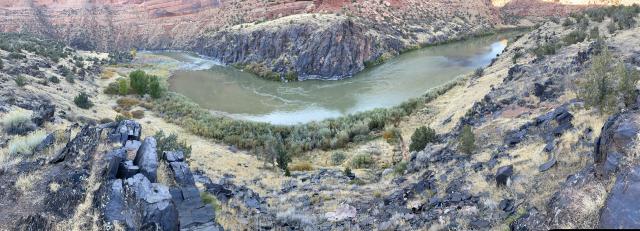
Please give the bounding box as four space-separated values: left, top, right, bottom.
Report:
100 120 222 231
164 151 220 231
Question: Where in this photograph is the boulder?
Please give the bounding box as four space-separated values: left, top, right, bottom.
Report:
599 165 640 229
125 174 179 230
495 165 513 187
134 137 158 182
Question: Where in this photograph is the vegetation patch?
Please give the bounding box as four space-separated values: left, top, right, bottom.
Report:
350 153 374 169
577 48 639 113
74 92 94 109
8 130 48 156
1 109 35 135
154 131 193 159
409 126 437 152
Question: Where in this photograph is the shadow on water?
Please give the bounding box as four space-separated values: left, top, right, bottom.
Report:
162 32 520 125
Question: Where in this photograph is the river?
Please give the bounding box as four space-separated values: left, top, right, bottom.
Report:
154 32 517 125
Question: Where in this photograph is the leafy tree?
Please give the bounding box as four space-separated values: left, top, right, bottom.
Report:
74 92 94 109
149 76 162 98
458 125 476 154
578 48 618 113
409 126 436 152
129 70 149 95
616 62 640 108
275 142 290 172
118 78 129 95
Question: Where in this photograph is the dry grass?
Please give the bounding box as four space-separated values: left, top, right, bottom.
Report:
49 182 61 192
7 130 48 157
15 173 41 192
1 108 33 133
288 162 314 172
131 110 144 119
116 97 140 110
157 161 175 186
100 69 116 79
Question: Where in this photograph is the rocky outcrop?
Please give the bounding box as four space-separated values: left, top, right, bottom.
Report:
99 120 222 231
195 15 389 80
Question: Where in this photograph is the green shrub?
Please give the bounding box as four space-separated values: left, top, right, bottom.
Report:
129 70 149 95
8 130 47 156
104 82 119 95
65 74 75 84
344 167 353 177
331 152 347 165
118 78 129 95
562 30 587 45
48 76 60 84
74 92 94 109
532 41 561 58
350 153 374 169
1 109 35 135
154 130 192 159
393 161 407 175
617 62 640 108
458 125 476 154
200 192 221 212
15 75 27 87
0 58 3 69
8 52 26 59
149 76 162 98
409 126 436 152
512 51 523 64
367 115 385 131
275 143 291 171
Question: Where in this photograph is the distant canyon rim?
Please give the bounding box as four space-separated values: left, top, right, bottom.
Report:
0 0 627 79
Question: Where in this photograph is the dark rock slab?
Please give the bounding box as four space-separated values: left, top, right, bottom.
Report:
105 148 126 179
539 157 557 172
169 161 195 187
496 165 513 187
134 137 158 183
164 150 184 162
599 165 640 229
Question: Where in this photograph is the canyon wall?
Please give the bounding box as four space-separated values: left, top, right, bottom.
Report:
0 0 625 79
